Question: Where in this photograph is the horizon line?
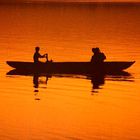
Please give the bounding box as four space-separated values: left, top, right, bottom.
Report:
0 1 140 4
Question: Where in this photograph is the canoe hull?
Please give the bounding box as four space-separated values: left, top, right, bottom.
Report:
6 61 135 74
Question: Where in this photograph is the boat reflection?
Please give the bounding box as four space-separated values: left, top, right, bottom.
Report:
87 71 133 93
87 74 105 93
7 70 134 94
33 74 50 100
33 74 49 89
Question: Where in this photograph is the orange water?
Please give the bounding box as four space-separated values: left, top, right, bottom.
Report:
0 3 140 140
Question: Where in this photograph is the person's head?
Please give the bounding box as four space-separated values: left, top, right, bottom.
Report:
92 47 100 54
35 46 40 52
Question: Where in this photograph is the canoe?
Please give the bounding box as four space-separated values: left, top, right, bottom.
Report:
6 61 135 74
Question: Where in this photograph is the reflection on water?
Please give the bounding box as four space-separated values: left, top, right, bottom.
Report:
7 69 134 95
33 74 50 100
4 69 138 140
33 74 49 89
88 74 105 93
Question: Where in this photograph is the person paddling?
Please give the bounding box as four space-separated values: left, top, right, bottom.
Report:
91 47 106 63
33 47 47 63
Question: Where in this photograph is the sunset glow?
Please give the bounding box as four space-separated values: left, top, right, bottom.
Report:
0 1 140 140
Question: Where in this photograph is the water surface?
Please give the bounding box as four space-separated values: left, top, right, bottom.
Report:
0 3 140 140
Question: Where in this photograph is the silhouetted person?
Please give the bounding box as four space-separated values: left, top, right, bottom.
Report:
45 54 48 62
91 48 106 63
33 47 47 63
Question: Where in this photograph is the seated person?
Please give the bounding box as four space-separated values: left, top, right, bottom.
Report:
91 47 106 63
33 46 47 63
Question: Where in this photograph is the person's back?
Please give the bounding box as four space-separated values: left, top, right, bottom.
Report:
33 51 40 63
98 52 106 62
91 48 106 63
33 46 46 63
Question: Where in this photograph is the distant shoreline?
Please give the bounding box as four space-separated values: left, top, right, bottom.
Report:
0 1 140 5
0 1 140 8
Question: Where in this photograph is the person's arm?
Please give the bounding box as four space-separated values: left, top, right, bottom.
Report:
38 53 45 58
102 53 106 60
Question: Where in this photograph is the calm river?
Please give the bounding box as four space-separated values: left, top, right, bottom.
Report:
0 3 140 140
